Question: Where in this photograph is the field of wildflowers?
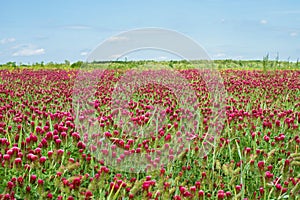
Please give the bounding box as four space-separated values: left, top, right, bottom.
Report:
0 62 299 199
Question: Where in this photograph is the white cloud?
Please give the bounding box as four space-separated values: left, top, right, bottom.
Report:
0 37 16 44
107 36 129 42
290 32 298 37
213 53 226 58
12 44 45 56
80 51 89 56
11 44 28 50
158 56 167 60
260 19 268 24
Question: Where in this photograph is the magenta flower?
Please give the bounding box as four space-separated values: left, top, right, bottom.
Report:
39 156 47 164
257 161 265 170
38 179 44 185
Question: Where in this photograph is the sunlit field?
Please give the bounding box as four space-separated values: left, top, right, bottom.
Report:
0 60 299 200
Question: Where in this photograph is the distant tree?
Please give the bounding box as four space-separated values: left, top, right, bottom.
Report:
169 61 174 68
46 62 54 68
263 53 269 72
71 61 83 68
6 61 16 68
65 60 70 66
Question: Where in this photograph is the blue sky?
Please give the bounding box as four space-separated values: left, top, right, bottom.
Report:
0 0 299 64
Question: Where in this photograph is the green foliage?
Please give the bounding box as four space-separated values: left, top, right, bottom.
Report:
70 61 83 68
65 60 70 66
1 57 300 70
263 53 269 72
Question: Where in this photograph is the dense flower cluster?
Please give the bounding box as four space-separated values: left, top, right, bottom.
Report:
0 68 299 199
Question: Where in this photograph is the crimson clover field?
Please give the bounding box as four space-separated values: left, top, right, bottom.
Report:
0 61 299 200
